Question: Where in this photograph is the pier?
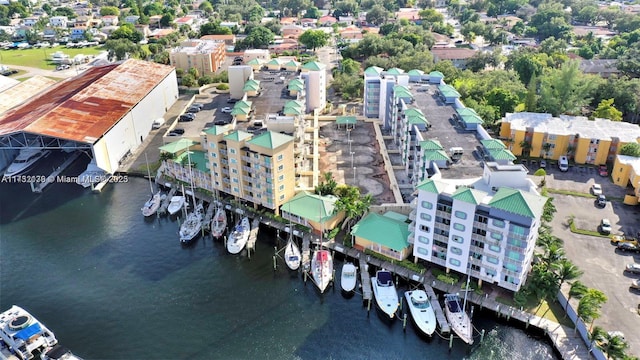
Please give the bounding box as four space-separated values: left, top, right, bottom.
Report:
202 202 215 231
358 257 372 301
157 187 177 215
246 218 260 253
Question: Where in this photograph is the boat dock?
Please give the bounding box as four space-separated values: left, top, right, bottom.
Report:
202 202 215 231
301 234 311 272
358 257 372 301
246 218 260 256
423 282 450 334
157 187 177 215
31 152 82 193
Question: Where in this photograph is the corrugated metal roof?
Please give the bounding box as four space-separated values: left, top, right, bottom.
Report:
350 212 410 252
0 60 175 143
0 76 57 115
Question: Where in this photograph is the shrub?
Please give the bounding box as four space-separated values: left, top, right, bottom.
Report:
216 83 230 90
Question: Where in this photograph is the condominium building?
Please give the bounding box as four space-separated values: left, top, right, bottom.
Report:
409 164 545 292
169 39 226 76
362 66 409 125
227 65 254 100
202 126 296 213
500 112 640 165
300 61 326 113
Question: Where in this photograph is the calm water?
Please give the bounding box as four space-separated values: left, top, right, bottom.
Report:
0 175 558 360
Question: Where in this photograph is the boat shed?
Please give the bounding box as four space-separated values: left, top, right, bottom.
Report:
0 59 178 174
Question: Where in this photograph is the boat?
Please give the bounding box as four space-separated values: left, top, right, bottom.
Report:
310 249 333 293
3 147 50 178
179 202 204 244
41 345 83 360
404 289 436 336
166 195 186 216
340 262 357 293
284 235 301 271
444 293 474 345
371 269 399 319
141 153 162 217
227 216 250 254
210 206 227 238
0 305 58 360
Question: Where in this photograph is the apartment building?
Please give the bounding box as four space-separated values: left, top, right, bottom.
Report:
363 66 409 124
300 61 326 113
202 127 296 213
169 39 226 76
500 112 640 165
410 164 545 292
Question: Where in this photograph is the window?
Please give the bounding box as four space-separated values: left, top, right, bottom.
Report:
278 164 284 172
232 178 238 183
486 255 499 265
232 168 238 174
418 236 429 244
278 175 284 181
488 244 500 252
451 247 463 255
485 268 496 277
492 219 505 228
211 153 217 158
420 213 431 221
510 224 526 236
421 201 433 209
419 225 430 233
230 158 237 164
453 223 465 232
277 154 283 161
490 232 502 241
229 148 236 154
452 235 464 244
279 194 285 200
210 143 216 149
454 211 467 220
417 247 429 255
233 187 239 193
279 185 284 191
449 258 461 267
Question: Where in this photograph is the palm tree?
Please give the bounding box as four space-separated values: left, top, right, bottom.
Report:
579 289 608 331
542 197 557 223
519 140 532 158
553 259 583 294
565 280 588 316
542 143 552 158
591 326 629 359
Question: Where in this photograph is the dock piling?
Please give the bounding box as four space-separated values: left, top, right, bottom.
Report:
403 313 407 331
480 329 485 344
449 333 453 350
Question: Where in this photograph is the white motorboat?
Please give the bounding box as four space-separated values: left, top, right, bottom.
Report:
340 262 357 292
444 293 474 345
141 191 162 217
284 237 301 271
3 148 50 178
227 217 250 254
41 344 84 360
311 249 333 293
166 195 186 216
179 203 204 244
210 206 227 238
405 289 436 336
371 270 399 319
0 305 58 360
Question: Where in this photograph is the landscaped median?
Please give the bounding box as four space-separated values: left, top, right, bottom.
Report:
566 215 611 238
546 187 624 202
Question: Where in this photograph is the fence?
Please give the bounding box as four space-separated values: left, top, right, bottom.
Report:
556 290 606 360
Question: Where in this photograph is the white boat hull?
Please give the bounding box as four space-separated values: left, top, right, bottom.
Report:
340 263 357 292
3 149 50 177
404 290 436 336
167 196 185 216
311 249 333 293
371 270 399 319
211 207 227 238
444 294 474 345
180 204 204 243
0 305 58 360
141 192 162 217
284 239 301 271
227 217 250 254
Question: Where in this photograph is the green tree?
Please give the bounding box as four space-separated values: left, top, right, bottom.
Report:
538 61 596 116
593 98 623 121
553 260 583 293
591 326 629 360
239 26 274 49
188 67 200 79
200 22 232 36
541 197 556 223
160 14 175 28
181 73 197 87
52 7 76 19
333 0 359 18
103 38 144 61
579 289 607 330
199 1 214 15
617 42 640 78
486 87 520 116
366 5 389 26
109 23 143 43
305 6 321 19
100 6 120 16
527 2 572 39
340 58 360 76
619 143 640 157
278 0 311 17
315 172 338 195
299 29 329 51
565 280 588 316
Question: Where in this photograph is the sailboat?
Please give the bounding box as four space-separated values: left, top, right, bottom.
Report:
227 216 250 254
340 262 357 293
284 232 301 271
311 249 333 293
444 272 474 345
371 269 399 319
141 153 161 217
405 288 437 336
179 150 203 244
210 205 227 238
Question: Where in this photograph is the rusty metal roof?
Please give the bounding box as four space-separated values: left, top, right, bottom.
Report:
0 59 175 143
0 76 57 115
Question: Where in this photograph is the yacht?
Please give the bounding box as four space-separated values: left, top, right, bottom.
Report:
166 195 186 216
404 289 437 336
210 206 227 238
179 203 204 244
310 249 333 293
371 270 399 319
3 148 50 178
40 345 84 360
227 217 250 254
340 262 357 293
444 293 474 345
284 236 301 271
0 305 58 360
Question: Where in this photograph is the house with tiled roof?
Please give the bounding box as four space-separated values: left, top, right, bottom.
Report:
410 173 546 292
282 25 305 39
318 16 337 26
351 212 412 261
280 17 298 25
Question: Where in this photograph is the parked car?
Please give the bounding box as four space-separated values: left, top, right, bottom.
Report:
179 114 195 122
221 107 232 113
618 243 640 253
631 279 640 290
227 98 238 103
540 160 547 168
170 128 185 135
214 119 231 126
558 156 569 172
591 184 603 196
596 194 607 207
187 106 201 113
151 118 165 129
625 263 640 274
600 218 612 234
191 103 204 110
599 165 608 177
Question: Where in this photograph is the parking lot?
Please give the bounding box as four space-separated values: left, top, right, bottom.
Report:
542 163 640 355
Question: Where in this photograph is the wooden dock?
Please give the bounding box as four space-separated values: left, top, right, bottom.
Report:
202 202 215 231
246 218 260 251
423 281 450 334
158 187 177 215
359 257 372 301
301 234 311 272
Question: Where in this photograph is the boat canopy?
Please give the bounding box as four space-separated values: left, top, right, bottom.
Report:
377 271 392 286
15 322 41 340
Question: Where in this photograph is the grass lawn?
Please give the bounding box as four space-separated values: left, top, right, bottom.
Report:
496 294 574 328
0 46 105 70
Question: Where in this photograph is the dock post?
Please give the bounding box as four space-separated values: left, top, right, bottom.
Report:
470 305 474 319
526 315 530 329
273 255 276 271
480 329 485 344
449 333 453 350
403 313 407 332
507 309 512 321
304 271 307 284
367 299 371 314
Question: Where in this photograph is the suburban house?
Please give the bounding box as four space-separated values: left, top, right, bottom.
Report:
431 48 478 69
318 16 337 26
282 25 305 39
101 15 118 26
201 34 236 48
351 212 412 261
124 15 140 24
49 16 68 28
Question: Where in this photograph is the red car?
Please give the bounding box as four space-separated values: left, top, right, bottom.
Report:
598 165 608 177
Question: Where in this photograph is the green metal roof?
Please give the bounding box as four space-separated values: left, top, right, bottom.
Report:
429 71 444 78
247 58 262 65
481 138 506 150
407 114 429 125
234 100 252 109
284 60 300 67
422 149 450 161
223 130 252 142
416 178 448 194
456 107 478 116
203 125 230 135
407 69 424 75
174 150 209 173
404 108 425 117
283 106 304 115
288 83 304 91
385 68 404 75
302 61 324 71
247 131 293 150
350 212 410 252
419 139 443 150
487 148 516 161
281 191 338 223
266 58 281 65
243 79 260 91
364 66 383 75
489 188 546 218
159 139 200 154
438 84 460 98
336 116 357 125
231 107 250 115
394 86 413 98
451 186 486 205
288 78 304 87
285 100 304 109
458 113 484 124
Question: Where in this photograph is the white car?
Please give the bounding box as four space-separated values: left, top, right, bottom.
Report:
591 184 603 196
600 218 611 234
221 107 232 113
625 263 640 274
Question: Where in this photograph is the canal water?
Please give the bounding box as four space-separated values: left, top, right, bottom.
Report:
0 176 558 359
